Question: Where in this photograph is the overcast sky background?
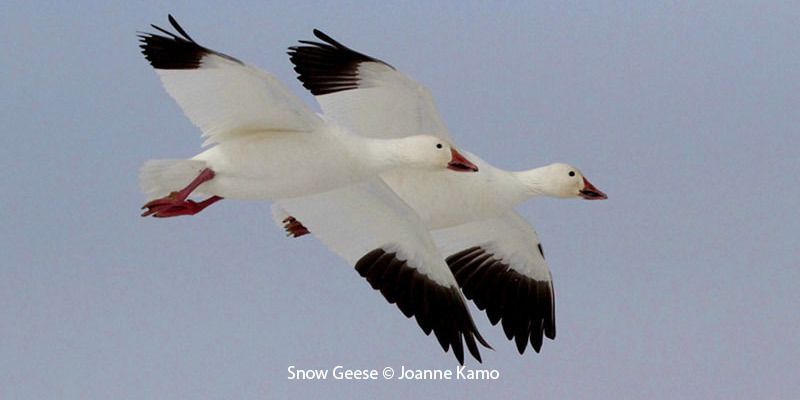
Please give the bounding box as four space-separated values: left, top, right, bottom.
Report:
2 1 798 399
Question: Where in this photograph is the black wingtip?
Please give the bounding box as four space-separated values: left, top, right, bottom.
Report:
311 29 346 49
167 14 195 43
473 325 493 350
546 325 556 340
447 246 555 356
138 15 242 70
288 29 394 96
138 15 207 69
515 331 528 354
354 248 490 365
465 335 482 363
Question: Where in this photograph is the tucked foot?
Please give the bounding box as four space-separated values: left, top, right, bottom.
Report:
282 216 310 237
140 167 221 218
141 195 222 218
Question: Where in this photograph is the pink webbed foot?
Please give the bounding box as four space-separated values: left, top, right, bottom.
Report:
141 194 222 218
140 167 222 218
282 216 310 237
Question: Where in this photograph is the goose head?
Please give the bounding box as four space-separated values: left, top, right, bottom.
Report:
520 163 607 200
396 135 479 172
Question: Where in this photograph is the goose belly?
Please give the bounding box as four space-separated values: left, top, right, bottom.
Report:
192 134 367 199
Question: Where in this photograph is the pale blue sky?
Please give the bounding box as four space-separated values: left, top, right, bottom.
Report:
2 1 798 399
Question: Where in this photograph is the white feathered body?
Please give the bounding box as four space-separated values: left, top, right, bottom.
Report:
188 128 371 200
381 153 528 229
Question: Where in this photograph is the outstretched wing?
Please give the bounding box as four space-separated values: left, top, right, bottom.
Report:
272 180 491 365
139 15 322 146
433 211 556 354
288 30 453 142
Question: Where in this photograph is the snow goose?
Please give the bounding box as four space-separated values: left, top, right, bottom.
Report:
136 16 478 218
281 30 607 354
138 16 489 365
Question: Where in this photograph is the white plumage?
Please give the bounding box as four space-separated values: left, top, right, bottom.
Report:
137 16 477 213
138 16 489 365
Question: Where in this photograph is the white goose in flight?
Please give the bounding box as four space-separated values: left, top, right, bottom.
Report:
136 16 478 218
278 30 608 355
138 16 491 365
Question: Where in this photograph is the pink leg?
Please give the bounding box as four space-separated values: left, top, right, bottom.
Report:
141 168 223 218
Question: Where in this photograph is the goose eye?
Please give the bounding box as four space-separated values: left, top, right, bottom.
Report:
569 171 575 177
436 143 443 149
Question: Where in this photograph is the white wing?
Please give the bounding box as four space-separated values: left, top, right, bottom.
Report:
139 15 322 146
288 30 453 142
272 180 490 365
432 211 556 354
